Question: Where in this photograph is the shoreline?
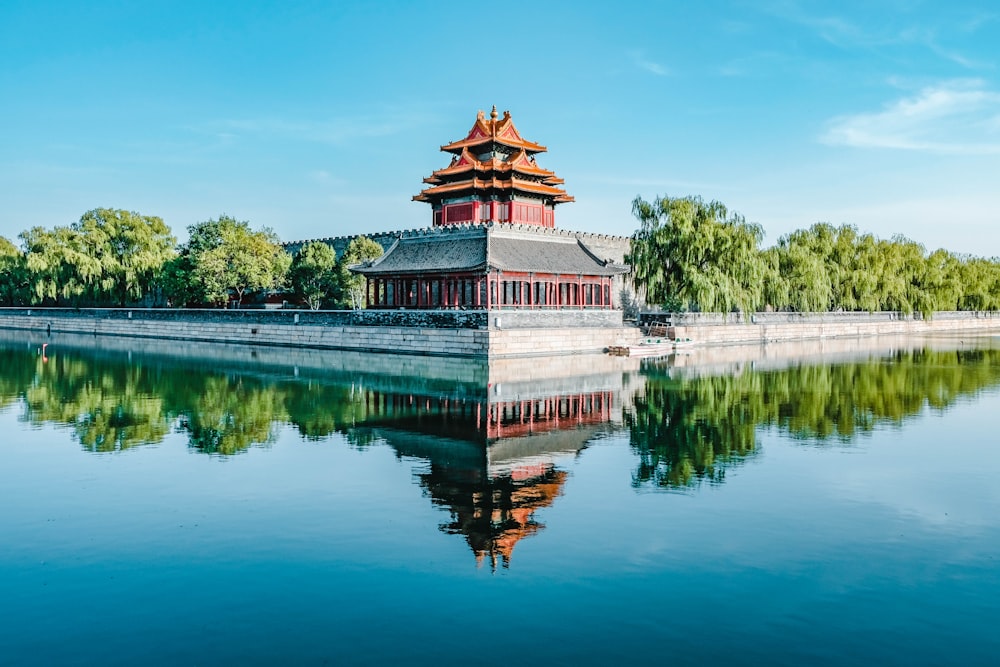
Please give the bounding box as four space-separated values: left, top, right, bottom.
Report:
1 307 999 358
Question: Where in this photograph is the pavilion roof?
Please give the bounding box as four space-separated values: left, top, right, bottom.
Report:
353 225 628 277
440 106 547 154
416 107 573 206
412 176 574 203
423 148 563 182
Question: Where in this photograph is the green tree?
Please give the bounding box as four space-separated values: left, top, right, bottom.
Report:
20 226 99 305
73 208 176 306
0 237 28 306
920 249 963 312
290 242 339 310
627 195 765 313
339 236 384 309
767 232 833 311
176 216 291 307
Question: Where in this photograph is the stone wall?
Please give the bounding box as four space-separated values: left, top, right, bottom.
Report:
0 308 637 358
665 311 1000 345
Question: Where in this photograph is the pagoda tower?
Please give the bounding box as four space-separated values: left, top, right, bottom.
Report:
414 106 574 228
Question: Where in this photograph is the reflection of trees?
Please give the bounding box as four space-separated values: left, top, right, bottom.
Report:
0 348 40 411
628 374 758 488
0 346 369 455
173 376 282 455
21 354 170 452
282 381 369 442
629 348 1000 490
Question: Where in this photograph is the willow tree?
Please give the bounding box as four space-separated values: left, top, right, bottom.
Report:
19 225 101 305
766 232 833 312
74 208 176 306
627 195 766 313
0 236 27 306
919 249 963 312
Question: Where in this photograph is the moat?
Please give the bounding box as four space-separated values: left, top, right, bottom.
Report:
1 331 998 666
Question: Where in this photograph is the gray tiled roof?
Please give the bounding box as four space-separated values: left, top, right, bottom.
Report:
355 225 627 277
354 236 488 275
488 236 626 275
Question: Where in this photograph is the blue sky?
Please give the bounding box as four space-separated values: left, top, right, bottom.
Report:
1 0 998 254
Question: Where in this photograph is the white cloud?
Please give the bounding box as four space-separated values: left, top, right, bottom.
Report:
628 50 668 76
821 80 1000 154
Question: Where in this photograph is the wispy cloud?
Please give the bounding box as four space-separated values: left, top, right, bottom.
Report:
758 1 990 70
822 80 1000 154
628 50 668 76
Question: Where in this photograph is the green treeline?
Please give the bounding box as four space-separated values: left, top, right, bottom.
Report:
0 209 382 309
627 195 1000 315
627 347 1000 489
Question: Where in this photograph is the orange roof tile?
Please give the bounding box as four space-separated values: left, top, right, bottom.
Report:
413 176 574 203
440 106 548 154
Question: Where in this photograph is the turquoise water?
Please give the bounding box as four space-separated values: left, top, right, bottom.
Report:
1 334 998 666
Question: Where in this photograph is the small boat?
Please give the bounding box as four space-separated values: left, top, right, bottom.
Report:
607 337 696 358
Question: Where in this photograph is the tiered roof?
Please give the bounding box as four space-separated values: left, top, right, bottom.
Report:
413 106 574 205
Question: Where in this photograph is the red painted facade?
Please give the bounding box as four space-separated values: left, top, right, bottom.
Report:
414 106 572 228
365 271 616 310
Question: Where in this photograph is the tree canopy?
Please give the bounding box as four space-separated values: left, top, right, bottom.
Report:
290 241 340 310
629 196 1000 315
339 236 384 309
627 195 766 313
75 208 176 306
167 216 291 307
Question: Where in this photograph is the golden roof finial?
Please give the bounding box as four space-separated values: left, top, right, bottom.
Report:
490 105 498 120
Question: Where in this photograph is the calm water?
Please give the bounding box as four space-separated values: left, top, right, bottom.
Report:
1 332 999 666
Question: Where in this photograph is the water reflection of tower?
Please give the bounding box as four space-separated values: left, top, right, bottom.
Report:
358 387 618 569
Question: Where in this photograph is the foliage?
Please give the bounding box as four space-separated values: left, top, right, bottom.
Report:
628 198 1000 315
16 209 174 307
627 195 765 313
339 236 384 309
0 236 28 306
627 347 1000 489
74 208 176 305
168 216 291 307
19 226 92 305
290 242 339 310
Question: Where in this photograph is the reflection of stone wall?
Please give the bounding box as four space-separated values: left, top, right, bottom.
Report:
646 333 1000 379
0 328 637 405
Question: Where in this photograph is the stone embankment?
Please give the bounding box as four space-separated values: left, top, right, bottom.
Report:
3 308 995 359
639 310 1000 346
0 308 640 359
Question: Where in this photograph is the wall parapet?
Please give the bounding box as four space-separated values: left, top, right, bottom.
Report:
0 307 488 329
639 310 1000 327
0 307 625 330
0 308 635 358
